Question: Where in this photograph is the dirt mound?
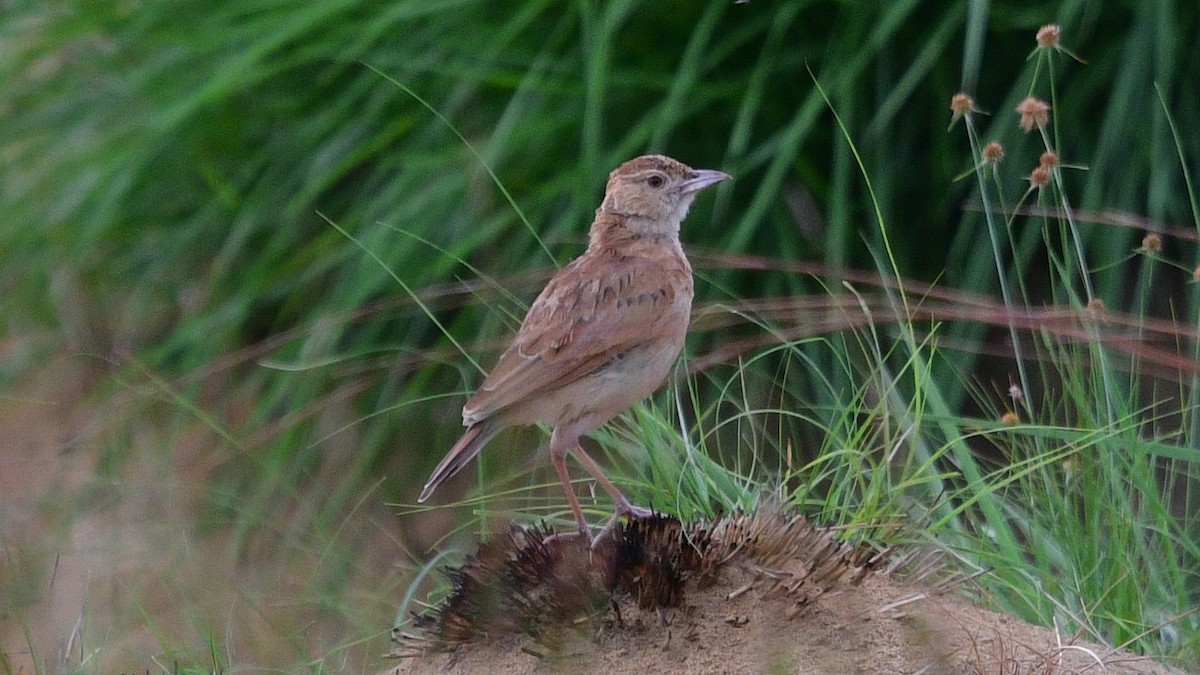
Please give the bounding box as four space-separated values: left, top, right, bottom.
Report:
386 514 1179 675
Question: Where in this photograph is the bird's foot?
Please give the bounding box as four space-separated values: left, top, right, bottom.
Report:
591 501 654 548
540 501 655 549
541 526 592 548
619 502 655 520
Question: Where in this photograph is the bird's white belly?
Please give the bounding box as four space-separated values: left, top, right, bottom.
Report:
521 338 683 429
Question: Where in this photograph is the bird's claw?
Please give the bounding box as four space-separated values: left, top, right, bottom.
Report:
591 501 654 548
620 503 655 520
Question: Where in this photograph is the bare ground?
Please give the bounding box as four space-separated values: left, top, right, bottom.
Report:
388 566 1179 675
385 515 1182 675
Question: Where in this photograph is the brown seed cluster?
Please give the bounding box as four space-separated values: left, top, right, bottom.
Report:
1140 233 1163 253
950 92 976 121
1028 150 1062 191
1036 24 1061 48
982 141 1005 165
1029 164 1051 189
1016 97 1051 133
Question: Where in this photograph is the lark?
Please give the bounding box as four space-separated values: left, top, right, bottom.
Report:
418 155 730 538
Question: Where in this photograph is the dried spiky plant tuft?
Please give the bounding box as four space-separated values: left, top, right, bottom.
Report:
390 509 892 658
389 523 610 655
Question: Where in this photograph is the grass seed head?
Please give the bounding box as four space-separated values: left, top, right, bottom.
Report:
982 141 1005 165
1140 233 1162 253
1016 97 1051 133
950 92 976 122
1029 164 1051 189
1036 24 1061 48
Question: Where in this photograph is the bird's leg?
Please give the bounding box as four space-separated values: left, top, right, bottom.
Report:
570 442 655 520
549 434 592 540
593 509 633 545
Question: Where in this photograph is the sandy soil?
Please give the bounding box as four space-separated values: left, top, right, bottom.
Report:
388 573 1180 674
0 356 411 673
386 530 1182 675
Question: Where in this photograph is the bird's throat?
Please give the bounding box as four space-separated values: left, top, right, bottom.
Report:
588 212 682 251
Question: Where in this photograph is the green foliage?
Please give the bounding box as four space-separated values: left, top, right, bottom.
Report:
2 0 1199 671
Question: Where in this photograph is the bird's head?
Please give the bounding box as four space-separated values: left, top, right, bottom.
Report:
597 155 730 236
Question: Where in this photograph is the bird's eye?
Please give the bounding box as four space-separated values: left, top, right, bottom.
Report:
646 174 665 188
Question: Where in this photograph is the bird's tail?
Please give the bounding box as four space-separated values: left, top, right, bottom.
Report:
418 420 502 503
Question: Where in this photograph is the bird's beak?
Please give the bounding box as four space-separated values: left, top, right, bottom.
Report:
679 169 732 194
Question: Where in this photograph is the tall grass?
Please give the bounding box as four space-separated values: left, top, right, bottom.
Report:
2 1 1199 671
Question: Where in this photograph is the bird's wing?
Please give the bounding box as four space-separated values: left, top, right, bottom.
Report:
462 253 691 424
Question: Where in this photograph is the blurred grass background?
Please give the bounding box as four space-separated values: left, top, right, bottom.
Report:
2 0 1199 672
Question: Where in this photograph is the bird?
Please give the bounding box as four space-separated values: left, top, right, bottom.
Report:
417 154 731 540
